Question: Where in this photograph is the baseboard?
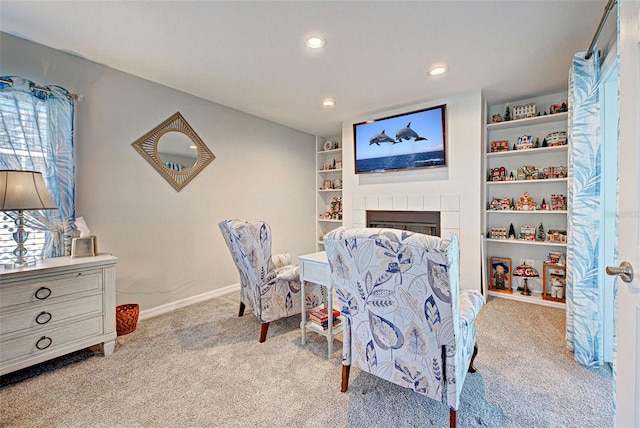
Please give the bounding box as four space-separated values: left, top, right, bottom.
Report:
138 283 240 321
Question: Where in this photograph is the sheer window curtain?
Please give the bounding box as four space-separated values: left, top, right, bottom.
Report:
566 51 604 367
0 76 75 259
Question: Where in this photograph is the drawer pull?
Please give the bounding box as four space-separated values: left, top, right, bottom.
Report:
35 286 52 300
36 336 53 350
35 311 53 325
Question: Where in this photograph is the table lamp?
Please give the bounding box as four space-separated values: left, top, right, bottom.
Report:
513 262 539 296
0 170 58 268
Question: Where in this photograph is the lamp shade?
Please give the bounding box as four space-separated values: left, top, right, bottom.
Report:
0 170 58 211
513 263 539 278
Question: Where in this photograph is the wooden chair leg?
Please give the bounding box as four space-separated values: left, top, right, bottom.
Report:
259 322 270 343
468 343 478 373
340 364 351 392
450 409 456 428
238 301 246 317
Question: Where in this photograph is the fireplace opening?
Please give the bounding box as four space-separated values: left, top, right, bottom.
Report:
366 210 440 236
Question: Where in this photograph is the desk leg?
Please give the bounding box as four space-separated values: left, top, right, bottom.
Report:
300 278 307 345
327 285 333 359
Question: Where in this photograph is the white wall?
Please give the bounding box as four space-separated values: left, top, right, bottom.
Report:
342 92 484 291
1 33 318 311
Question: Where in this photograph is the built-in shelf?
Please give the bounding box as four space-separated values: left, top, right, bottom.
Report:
486 112 568 131
486 178 568 185
487 290 565 309
482 94 569 309
485 238 567 247
316 138 343 251
486 210 567 214
486 145 567 159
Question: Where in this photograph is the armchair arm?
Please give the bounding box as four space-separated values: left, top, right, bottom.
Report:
272 252 292 269
459 289 484 326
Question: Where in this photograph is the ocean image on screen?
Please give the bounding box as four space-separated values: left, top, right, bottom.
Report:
353 105 446 174
356 150 445 173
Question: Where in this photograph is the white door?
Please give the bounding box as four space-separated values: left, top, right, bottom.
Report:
610 0 640 425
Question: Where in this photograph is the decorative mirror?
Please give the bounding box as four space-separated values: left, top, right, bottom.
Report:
132 112 215 191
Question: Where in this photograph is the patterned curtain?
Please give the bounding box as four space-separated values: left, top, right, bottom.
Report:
566 51 603 366
0 76 75 258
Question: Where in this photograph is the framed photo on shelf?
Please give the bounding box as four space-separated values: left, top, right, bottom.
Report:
489 257 512 293
542 263 566 303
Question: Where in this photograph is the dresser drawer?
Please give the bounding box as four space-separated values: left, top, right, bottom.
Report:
0 269 102 308
0 316 104 364
0 294 103 336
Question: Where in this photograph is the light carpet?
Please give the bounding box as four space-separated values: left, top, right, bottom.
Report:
0 293 614 428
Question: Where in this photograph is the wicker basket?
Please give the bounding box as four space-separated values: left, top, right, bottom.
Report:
116 303 140 336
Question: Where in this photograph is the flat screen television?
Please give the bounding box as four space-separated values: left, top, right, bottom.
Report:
353 104 447 174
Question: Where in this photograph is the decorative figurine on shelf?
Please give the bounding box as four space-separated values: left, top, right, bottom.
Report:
493 261 509 290
516 192 537 211
516 135 534 150
550 274 565 299
537 223 546 241
519 225 536 241
492 114 502 123
491 140 509 152
491 228 507 239
534 137 540 148
541 198 548 210
508 223 516 239
542 138 548 147
489 197 511 210
504 105 511 121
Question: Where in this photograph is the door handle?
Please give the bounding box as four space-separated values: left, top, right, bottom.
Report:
605 261 634 283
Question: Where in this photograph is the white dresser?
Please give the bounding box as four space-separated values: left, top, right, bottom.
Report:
0 254 117 375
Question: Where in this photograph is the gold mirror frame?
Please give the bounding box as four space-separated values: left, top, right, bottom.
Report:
132 112 215 191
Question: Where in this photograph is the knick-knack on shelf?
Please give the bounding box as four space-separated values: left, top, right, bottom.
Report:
537 223 546 241
542 138 548 147
541 198 547 210
508 223 516 239
534 137 540 148
505 105 511 121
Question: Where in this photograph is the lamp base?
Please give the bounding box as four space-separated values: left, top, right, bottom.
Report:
2 259 37 269
520 278 532 296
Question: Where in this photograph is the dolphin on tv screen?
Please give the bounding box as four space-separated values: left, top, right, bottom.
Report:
395 122 428 142
369 130 396 146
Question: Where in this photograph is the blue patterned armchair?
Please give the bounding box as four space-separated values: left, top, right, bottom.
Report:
219 219 323 342
324 228 484 427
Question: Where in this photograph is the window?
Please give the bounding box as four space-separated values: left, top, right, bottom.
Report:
0 93 50 263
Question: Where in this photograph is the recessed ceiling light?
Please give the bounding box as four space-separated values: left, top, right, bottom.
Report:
189 145 197 149
429 66 448 76
322 99 335 107
306 36 326 49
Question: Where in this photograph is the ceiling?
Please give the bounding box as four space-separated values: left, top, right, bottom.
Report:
0 1 615 137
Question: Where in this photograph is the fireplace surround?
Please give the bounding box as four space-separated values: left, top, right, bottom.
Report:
366 210 440 236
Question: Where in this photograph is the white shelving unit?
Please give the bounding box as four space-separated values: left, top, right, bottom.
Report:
482 95 569 309
315 137 343 251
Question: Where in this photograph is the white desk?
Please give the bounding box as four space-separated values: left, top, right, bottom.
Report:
298 251 342 359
